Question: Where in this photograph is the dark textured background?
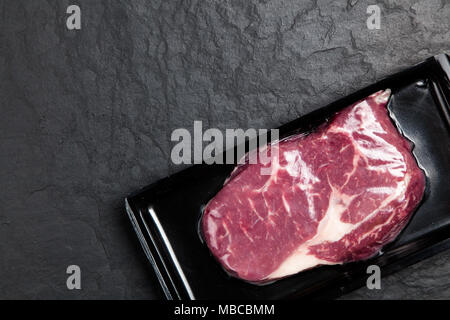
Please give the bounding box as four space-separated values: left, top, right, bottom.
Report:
0 0 449 299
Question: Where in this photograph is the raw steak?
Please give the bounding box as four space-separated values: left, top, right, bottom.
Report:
201 90 426 282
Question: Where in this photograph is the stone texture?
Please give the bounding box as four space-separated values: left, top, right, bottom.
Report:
342 248 450 300
0 0 448 299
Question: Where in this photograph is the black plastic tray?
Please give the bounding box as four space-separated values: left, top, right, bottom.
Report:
125 54 450 300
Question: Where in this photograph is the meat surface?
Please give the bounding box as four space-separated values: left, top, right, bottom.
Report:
201 90 426 282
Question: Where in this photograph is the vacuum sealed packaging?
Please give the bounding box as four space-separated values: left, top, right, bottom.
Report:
201 90 426 283
125 54 450 299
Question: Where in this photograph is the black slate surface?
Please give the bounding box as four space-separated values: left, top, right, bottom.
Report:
0 0 449 299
